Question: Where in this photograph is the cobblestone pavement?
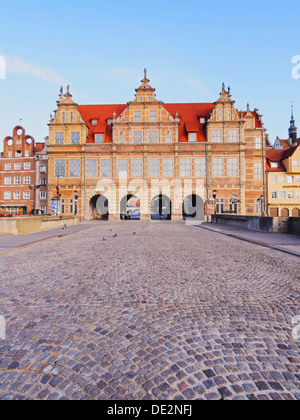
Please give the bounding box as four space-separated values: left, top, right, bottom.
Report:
0 221 300 400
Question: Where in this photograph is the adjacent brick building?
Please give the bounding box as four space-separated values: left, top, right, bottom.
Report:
0 126 48 215
47 72 268 221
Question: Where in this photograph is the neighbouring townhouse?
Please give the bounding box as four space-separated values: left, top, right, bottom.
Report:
0 126 48 215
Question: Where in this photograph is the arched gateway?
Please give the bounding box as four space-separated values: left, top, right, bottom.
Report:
90 195 109 220
151 194 172 220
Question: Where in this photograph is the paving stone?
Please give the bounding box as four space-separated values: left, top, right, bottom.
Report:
0 221 299 400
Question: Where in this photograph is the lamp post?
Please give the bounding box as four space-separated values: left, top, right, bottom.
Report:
29 184 41 215
212 190 217 214
74 190 79 216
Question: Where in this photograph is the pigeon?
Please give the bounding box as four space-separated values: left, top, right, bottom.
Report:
113 234 117 237
132 232 136 235
103 238 106 241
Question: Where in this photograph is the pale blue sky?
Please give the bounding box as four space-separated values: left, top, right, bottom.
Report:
0 0 300 151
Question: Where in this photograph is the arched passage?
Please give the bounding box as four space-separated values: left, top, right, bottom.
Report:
292 208 300 217
120 194 140 220
182 194 204 221
90 195 109 220
151 194 172 220
281 208 289 217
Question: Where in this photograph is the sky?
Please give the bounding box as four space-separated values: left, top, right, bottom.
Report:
0 0 300 151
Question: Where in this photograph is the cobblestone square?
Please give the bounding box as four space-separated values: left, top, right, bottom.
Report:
0 221 300 400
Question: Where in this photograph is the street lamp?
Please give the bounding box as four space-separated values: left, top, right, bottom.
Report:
212 190 217 214
74 190 79 216
29 184 41 215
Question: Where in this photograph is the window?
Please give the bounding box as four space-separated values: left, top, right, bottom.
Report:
15 151 22 157
229 202 238 214
101 159 111 177
227 158 238 177
218 110 223 121
228 129 238 143
55 159 66 178
216 199 224 214
149 158 159 177
25 150 29 157
24 162 31 170
5 163 11 171
279 175 286 183
40 191 47 200
14 163 21 171
118 159 128 177
62 112 65 124
13 191 20 200
40 179 47 186
296 176 300 183
287 175 294 184
280 191 286 200
288 191 295 199
87 159 97 178
40 206 47 215
95 134 103 144
148 130 158 144
163 159 174 177
55 132 64 145
271 191 278 199
8 151 12 158
69 160 80 178
40 166 47 174
270 162 278 168
255 137 262 149
4 177 11 185
254 162 263 180
133 131 143 144
61 199 65 214
270 175 278 184
227 110 231 121
150 110 157 122
71 132 80 144
70 199 74 214
23 191 30 200
195 158 206 177
134 110 141 122
180 158 191 177
188 133 197 143
131 159 142 178
70 112 74 123
4 191 11 200
166 136 172 144
292 160 299 167
213 158 224 177
14 177 21 185
23 176 31 185
212 130 222 143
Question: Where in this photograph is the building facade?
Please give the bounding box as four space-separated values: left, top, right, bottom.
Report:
267 147 300 218
0 126 48 215
47 72 268 220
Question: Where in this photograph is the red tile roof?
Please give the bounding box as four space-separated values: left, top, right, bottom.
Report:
266 146 298 172
164 103 214 142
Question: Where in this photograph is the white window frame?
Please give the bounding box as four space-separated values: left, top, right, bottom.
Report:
86 159 97 178
69 159 80 178
228 129 238 143
188 133 197 143
95 134 103 144
4 191 11 200
14 163 21 171
149 110 157 122
255 137 262 149
55 132 64 145
23 176 31 185
101 159 111 178
212 158 224 177
24 162 31 170
163 159 174 178
71 132 80 145
149 158 160 177
227 158 239 177
13 191 20 200
4 177 11 186
40 191 47 200
148 130 158 144
131 159 143 178
23 191 30 200
133 130 143 144
212 129 222 143
14 176 21 185
254 162 263 180
5 163 11 171
118 159 128 177
180 158 191 177
134 110 141 122
195 158 206 178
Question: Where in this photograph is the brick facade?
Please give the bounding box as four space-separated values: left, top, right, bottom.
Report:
47 73 267 221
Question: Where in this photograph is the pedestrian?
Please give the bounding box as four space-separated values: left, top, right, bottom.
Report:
128 211 131 220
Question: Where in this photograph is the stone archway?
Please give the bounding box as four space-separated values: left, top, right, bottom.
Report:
120 194 140 220
90 195 109 220
182 194 204 221
151 194 172 220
